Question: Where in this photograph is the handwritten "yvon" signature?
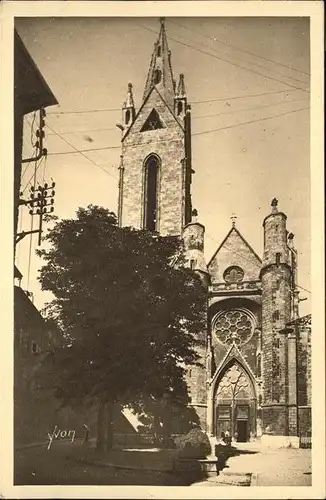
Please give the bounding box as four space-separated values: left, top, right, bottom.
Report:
47 425 75 450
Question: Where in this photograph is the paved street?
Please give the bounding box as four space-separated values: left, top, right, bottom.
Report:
223 442 312 486
15 439 312 487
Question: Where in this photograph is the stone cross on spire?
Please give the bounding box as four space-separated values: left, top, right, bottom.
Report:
231 213 237 227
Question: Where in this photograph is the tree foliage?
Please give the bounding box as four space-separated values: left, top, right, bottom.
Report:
36 205 207 442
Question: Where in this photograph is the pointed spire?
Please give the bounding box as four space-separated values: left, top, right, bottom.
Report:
122 82 136 131
125 82 135 108
142 18 175 106
176 74 186 98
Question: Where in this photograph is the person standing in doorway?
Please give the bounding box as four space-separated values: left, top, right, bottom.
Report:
225 429 231 446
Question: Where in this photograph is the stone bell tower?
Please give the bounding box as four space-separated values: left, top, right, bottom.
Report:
118 18 193 236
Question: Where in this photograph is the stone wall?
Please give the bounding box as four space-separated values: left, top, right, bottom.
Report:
120 88 186 236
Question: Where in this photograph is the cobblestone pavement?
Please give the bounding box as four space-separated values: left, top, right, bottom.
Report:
223 442 312 486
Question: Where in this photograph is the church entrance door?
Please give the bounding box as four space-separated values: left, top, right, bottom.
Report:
236 420 248 442
213 361 256 441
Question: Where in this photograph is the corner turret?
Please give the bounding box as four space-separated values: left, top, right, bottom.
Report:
121 82 136 135
182 210 210 286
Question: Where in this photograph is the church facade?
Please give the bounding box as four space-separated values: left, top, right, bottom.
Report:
117 19 311 446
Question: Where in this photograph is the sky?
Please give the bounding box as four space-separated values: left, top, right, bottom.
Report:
15 16 311 315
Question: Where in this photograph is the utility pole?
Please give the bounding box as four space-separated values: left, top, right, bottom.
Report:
16 182 55 246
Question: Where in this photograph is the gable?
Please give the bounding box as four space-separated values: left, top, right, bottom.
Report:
122 86 183 143
208 227 261 283
140 108 165 132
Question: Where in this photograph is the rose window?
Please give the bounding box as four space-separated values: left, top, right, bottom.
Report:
223 266 244 283
213 309 254 346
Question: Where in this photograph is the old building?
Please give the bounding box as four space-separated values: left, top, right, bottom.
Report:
118 18 311 447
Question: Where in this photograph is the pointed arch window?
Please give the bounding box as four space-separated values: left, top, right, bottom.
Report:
125 109 131 125
177 101 183 116
154 69 162 84
144 155 160 231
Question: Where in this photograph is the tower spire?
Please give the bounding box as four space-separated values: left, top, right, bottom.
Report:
142 18 175 106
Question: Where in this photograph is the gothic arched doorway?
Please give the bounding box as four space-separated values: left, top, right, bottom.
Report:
214 360 257 442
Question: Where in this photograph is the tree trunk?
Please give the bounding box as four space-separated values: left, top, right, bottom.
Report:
105 400 114 452
96 399 114 452
96 400 106 451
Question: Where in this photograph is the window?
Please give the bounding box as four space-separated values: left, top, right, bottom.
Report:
140 109 165 132
125 109 131 125
256 354 261 377
144 155 160 231
223 266 244 284
190 259 195 270
177 101 183 116
31 341 38 354
157 45 161 57
272 310 280 322
213 309 254 346
154 69 162 84
276 253 281 266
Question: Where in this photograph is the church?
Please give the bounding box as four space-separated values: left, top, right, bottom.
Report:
117 18 311 447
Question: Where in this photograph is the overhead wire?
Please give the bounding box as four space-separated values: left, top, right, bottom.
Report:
45 88 308 117
21 156 45 194
46 124 119 180
27 158 38 290
45 104 308 157
192 105 309 137
192 96 309 121
140 23 309 94
169 19 310 80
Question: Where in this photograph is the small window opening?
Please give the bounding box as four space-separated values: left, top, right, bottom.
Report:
177 101 183 116
157 45 161 57
144 156 159 231
190 259 195 270
272 310 280 322
257 354 261 378
276 252 281 266
154 69 162 84
141 109 165 132
125 109 131 125
31 341 37 354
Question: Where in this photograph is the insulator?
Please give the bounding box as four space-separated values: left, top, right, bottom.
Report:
29 210 33 215
35 141 40 149
51 182 55 188
51 190 55 196
44 191 48 198
50 207 54 213
43 148 48 156
43 207 47 213
50 198 54 204
40 108 46 118
30 193 34 199
37 201 41 207
19 191 23 196
36 209 40 214
40 118 45 128
30 186 35 192
38 192 41 198
44 183 48 189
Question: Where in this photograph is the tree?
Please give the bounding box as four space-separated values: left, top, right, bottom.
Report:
37 205 206 451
